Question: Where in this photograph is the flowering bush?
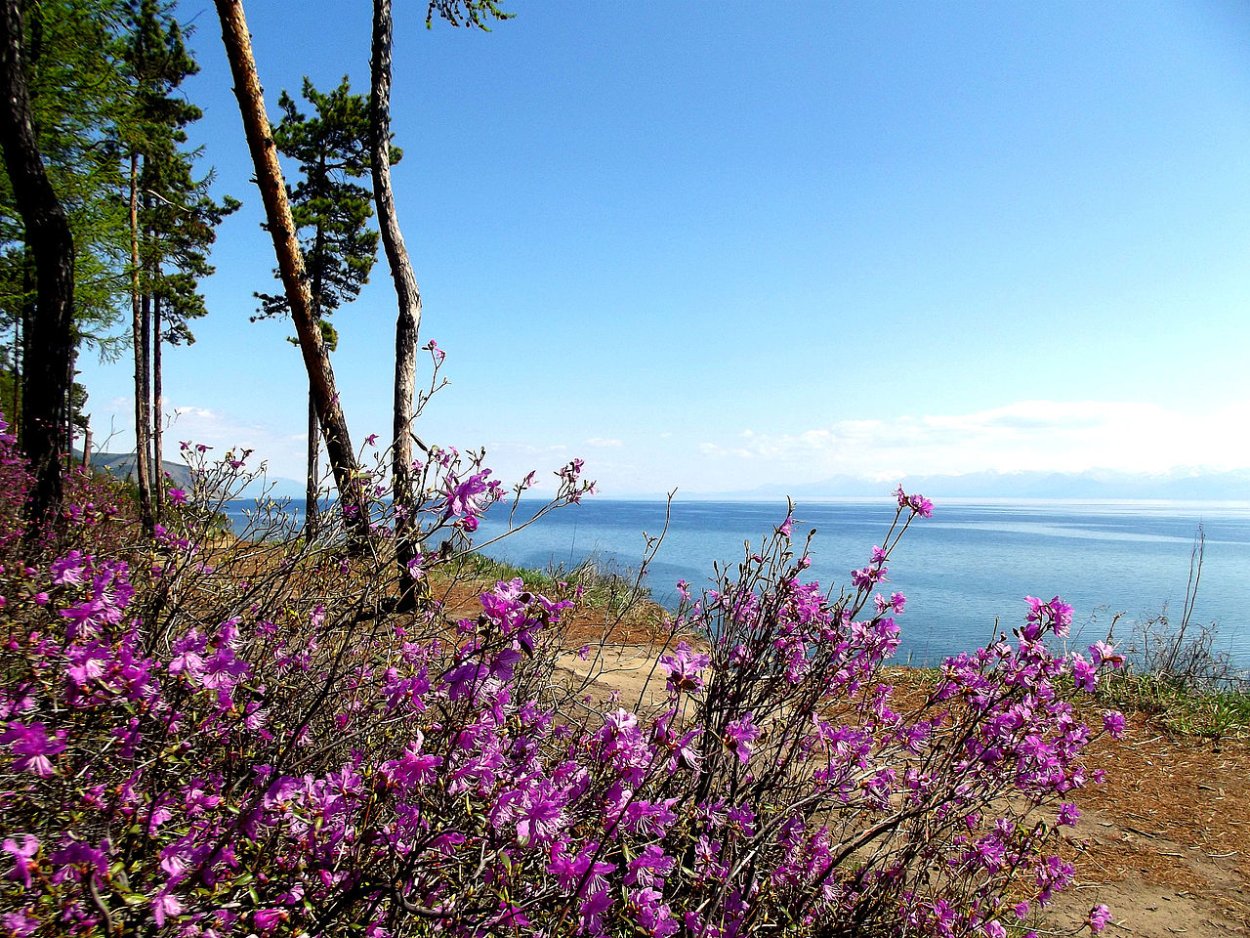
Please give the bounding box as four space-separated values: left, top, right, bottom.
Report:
0 418 1122 937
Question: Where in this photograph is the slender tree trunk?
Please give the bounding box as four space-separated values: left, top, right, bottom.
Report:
0 0 75 529
129 151 155 533
82 425 91 467
12 283 23 435
370 0 423 606
306 216 325 540
152 294 164 517
305 388 319 538
64 345 76 468
214 0 370 547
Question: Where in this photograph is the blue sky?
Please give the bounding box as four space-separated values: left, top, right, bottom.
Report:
78 0 1250 497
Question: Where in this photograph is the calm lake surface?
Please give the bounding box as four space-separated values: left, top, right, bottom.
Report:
225 497 1250 668
475 498 1250 668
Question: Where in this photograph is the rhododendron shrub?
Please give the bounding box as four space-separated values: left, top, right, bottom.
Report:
0 422 1122 937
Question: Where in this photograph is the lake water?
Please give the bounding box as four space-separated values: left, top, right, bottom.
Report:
474 498 1250 668
224 497 1250 668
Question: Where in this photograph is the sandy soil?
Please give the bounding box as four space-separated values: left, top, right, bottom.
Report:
553 639 1250 937
437 579 1248 937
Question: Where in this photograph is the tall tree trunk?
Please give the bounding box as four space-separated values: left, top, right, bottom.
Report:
129 151 155 533
370 0 423 606
306 217 325 540
12 276 24 436
152 294 164 518
213 0 370 547
305 388 319 538
0 0 75 529
64 345 76 468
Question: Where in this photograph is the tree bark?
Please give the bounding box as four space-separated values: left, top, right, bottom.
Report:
306 209 325 540
129 151 155 533
305 388 319 538
0 0 75 529
370 0 423 606
12 276 24 438
152 294 164 518
213 0 370 546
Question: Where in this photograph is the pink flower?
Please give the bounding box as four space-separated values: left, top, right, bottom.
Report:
442 470 496 524
895 485 934 517
253 909 287 933
724 712 760 763
1 910 37 937
1102 710 1126 739
1071 653 1097 693
2 835 39 888
405 554 426 579
1088 905 1112 933
151 890 183 927
167 488 187 505
659 641 710 694
1 722 65 777
1089 640 1124 669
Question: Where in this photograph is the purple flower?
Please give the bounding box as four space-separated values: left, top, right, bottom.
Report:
1026 594 1074 636
724 712 761 763
1089 640 1124 669
626 844 676 888
659 641 710 694
3 835 39 888
253 909 287 933
48 839 107 884
50 551 87 586
1088 905 1112 933
383 735 442 789
515 786 567 845
1 721 65 777
442 470 498 526
895 485 934 517
1071 653 1097 692
1 910 38 938
151 890 183 927
1102 710 1126 739
167 488 187 505
1057 803 1080 827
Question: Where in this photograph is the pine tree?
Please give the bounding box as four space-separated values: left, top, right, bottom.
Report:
0 0 132 525
122 0 235 526
255 77 380 538
371 0 510 604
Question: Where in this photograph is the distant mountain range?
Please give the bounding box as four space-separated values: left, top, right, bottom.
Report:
736 468 1250 502
83 451 197 491
81 455 1250 504
84 452 311 500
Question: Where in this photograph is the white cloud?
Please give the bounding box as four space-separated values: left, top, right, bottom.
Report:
586 437 624 448
699 399 1250 480
155 404 306 481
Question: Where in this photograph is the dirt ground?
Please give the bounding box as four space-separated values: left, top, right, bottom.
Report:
439 580 1249 937
1048 722 1250 936
552 635 1250 938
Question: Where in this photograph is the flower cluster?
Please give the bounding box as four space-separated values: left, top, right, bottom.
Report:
0 432 1120 938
